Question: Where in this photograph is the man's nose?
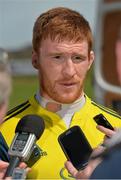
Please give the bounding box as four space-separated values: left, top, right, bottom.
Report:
62 59 76 78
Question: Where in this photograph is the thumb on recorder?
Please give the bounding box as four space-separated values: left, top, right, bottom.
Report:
0 160 30 180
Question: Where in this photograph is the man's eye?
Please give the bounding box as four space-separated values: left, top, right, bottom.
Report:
75 56 81 59
53 55 61 59
52 55 64 63
72 56 84 63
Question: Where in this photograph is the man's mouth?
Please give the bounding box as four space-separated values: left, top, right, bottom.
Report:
60 82 77 87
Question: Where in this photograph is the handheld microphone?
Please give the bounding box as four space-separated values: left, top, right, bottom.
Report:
4 114 45 178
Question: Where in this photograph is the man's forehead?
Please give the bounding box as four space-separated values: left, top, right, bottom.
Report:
40 38 88 51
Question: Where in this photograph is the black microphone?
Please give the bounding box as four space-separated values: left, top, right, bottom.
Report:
4 114 45 178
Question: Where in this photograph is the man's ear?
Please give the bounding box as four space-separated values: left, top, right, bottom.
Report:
32 50 39 69
88 50 95 70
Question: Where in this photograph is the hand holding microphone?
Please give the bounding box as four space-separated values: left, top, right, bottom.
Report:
4 114 45 178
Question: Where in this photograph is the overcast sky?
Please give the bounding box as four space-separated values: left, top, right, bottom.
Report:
0 0 98 50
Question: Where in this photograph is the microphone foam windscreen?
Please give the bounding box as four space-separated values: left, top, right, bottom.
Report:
15 114 45 139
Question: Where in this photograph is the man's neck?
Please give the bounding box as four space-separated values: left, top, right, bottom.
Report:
35 91 85 113
35 91 86 127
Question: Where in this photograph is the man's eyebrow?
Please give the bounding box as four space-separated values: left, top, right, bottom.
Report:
72 53 87 58
48 52 62 56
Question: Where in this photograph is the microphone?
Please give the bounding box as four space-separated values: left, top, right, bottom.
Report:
4 114 45 178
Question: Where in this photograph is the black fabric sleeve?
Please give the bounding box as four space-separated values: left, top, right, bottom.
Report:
0 132 9 162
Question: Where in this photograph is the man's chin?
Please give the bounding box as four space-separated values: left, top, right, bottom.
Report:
56 95 79 104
